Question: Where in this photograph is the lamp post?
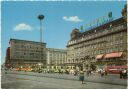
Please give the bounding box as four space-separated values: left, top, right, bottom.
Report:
38 14 45 67
38 15 44 43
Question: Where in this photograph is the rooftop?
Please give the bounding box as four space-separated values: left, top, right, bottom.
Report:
47 48 67 52
70 17 125 41
10 38 46 45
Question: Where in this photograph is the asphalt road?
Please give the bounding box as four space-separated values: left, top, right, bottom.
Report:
1 71 127 89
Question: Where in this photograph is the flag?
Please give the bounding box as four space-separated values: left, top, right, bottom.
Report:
80 25 84 32
108 12 112 18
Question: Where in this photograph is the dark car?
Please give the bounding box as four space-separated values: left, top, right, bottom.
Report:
38 69 42 73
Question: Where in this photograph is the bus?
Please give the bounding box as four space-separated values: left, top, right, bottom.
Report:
105 65 128 74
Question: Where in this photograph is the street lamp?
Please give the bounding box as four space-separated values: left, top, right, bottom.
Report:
37 14 45 66
38 14 45 43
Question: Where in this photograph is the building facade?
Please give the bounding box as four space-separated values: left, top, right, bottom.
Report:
46 48 67 69
66 6 127 70
5 47 11 68
7 39 47 69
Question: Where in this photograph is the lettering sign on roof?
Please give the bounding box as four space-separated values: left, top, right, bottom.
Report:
80 12 114 32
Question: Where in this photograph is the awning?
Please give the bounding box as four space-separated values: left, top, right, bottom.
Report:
96 54 104 59
104 52 123 59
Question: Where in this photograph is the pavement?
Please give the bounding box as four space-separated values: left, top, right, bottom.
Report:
5 70 127 86
1 71 127 89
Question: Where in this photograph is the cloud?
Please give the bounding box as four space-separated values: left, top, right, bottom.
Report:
63 16 82 22
14 23 33 31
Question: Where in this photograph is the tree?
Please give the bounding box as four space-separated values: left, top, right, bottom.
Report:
90 64 96 71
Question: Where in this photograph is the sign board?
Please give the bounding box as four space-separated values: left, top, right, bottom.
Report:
80 12 113 32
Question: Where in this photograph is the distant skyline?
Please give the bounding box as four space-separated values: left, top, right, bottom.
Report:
1 1 126 64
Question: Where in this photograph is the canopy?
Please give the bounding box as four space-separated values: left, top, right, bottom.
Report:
104 52 123 59
96 54 104 59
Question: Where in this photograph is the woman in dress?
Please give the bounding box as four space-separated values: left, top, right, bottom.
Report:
79 70 85 84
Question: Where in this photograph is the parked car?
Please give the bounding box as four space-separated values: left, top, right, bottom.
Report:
38 69 42 73
54 69 59 73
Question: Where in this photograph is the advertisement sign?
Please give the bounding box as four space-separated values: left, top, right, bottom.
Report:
80 12 113 32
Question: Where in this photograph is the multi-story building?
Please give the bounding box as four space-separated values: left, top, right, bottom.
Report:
46 48 67 69
5 47 11 68
7 38 47 68
66 5 127 70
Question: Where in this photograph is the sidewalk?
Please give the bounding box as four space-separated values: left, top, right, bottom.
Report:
6 71 127 86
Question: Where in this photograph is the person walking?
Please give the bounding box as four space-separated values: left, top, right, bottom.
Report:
122 69 127 79
120 70 123 79
100 69 104 77
89 69 92 76
79 70 85 84
105 70 108 76
86 70 89 77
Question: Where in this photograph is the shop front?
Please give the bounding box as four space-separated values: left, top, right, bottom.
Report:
96 52 125 69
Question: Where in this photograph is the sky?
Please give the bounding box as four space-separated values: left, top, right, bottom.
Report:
1 1 126 64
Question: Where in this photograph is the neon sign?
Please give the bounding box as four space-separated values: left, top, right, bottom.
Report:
80 12 113 32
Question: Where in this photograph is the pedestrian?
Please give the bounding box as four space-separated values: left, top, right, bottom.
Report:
58 69 61 74
65 69 69 74
105 70 107 76
122 69 127 79
89 70 91 76
99 69 101 75
5 71 7 74
79 70 85 84
74 69 77 76
120 70 123 79
86 70 89 76
100 69 104 77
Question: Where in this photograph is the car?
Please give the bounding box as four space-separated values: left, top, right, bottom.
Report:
54 70 59 73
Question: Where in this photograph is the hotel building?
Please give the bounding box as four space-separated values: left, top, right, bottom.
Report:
66 5 127 70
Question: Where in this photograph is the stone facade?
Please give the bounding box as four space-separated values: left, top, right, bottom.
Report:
8 39 46 68
5 47 10 68
46 48 67 69
66 8 127 70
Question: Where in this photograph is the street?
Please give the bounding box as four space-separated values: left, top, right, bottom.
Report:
4 70 127 86
1 71 127 89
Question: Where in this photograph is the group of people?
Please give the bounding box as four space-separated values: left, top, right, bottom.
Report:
98 69 107 77
86 70 92 76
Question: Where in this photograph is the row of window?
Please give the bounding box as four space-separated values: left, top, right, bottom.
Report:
76 43 125 52
14 47 44 51
13 52 44 56
74 36 125 50
68 25 125 45
68 46 125 59
13 44 44 49
11 56 44 59
49 53 66 56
